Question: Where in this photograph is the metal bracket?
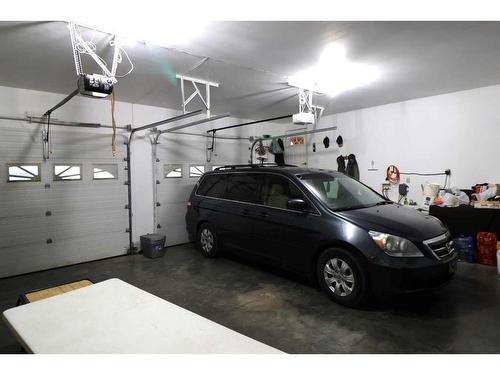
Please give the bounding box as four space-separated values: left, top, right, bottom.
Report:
298 88 313 114
68 22 121 83
176 74 219 118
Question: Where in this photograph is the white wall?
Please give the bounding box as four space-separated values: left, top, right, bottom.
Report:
288 84 500 204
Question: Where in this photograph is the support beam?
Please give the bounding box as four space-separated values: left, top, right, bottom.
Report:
207 114 292 134
168 131 246 140
133 110 202 133
176 75 219 118
157 113 230 135
43 89 80 117
0 115 129 130
175 74 219 88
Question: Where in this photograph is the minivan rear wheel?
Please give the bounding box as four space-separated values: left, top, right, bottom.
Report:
197 223 219 258
317 248 370 307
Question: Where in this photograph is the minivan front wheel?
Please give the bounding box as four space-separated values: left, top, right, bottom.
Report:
317 248 370 307
197 223 219 258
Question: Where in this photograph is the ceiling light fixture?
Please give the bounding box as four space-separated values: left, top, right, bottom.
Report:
288 43 380 97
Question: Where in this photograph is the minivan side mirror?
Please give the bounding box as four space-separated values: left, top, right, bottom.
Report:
287 198 308 212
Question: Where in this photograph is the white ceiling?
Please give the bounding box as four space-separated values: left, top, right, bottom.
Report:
1 21 500 119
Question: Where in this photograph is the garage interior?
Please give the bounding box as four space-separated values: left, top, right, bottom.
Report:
1 19 500 355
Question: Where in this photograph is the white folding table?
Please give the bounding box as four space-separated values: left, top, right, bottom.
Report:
2 278 283 354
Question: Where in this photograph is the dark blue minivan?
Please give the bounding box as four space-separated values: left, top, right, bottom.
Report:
185 165 457 307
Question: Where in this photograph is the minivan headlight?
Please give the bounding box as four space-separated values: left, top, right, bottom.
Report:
368 231 424 257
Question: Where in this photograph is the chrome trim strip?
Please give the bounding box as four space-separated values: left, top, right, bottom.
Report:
422 233 449 246
422 232 454 260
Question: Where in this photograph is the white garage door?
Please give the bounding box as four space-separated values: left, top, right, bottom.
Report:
0 121 129 278
154 134 244 246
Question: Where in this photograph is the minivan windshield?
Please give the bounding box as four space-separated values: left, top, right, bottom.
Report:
301 173 389 211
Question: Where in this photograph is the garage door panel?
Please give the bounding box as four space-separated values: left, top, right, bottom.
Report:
160 223 190 246
158 202 188 226
0 232 127 278
48 232 128 265
157 187 195 203
0 217 48 248
46 212 127 239
155 137 241 246
0 123 129 278
0 243 50 278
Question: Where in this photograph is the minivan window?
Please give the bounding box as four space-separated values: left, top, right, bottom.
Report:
224 174 261 204
197 175 227 198
262 175 304 209
301 173 386 211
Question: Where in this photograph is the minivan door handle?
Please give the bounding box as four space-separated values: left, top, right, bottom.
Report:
240 208 249 215
258 212 269 218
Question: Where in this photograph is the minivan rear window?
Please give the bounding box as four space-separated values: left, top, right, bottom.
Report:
197 175 227 198
224 174 261 204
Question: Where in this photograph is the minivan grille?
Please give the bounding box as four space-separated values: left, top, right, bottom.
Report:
423 233 455 259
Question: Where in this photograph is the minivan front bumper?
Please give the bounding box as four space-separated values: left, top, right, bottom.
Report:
366 252 458 296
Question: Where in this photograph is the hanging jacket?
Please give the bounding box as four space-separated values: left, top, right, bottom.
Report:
346 154 360 180
337 155 346 174
269 138 284 154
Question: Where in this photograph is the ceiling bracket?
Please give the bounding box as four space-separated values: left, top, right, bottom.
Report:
68 21 122 83
298 87 313 114
176 74 219 118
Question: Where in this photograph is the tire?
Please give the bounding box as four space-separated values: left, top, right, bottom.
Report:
317 248 371 307
196 223 219 258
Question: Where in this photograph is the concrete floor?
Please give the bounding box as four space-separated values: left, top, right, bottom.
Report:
1 243 499 354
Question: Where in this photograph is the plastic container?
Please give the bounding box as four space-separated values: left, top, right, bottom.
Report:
497 242 500 275
454 236 476 263
140 233 167 259
476 232 497 267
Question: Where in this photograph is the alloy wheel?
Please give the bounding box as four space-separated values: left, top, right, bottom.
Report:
324 258 355 297
200 228 214 253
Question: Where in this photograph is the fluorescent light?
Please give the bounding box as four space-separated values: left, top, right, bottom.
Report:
288 43 380 97
74 20 210 47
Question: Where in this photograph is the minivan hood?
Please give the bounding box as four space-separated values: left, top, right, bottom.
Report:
335 203 447 242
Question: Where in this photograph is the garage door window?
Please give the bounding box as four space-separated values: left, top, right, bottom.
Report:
53 165 82 181
189 165 205 178
93 164 118 180
164 164 183 178
7 164 41 182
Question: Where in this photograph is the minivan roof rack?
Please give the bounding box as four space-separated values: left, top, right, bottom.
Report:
214 163 297 171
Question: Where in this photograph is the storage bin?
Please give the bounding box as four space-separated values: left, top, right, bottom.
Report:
453 236 475 263
476 232 497 267
140 233 167 259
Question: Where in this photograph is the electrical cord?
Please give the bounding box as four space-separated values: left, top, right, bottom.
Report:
399 172 447 176
387 164 450 188
109 40 134 78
